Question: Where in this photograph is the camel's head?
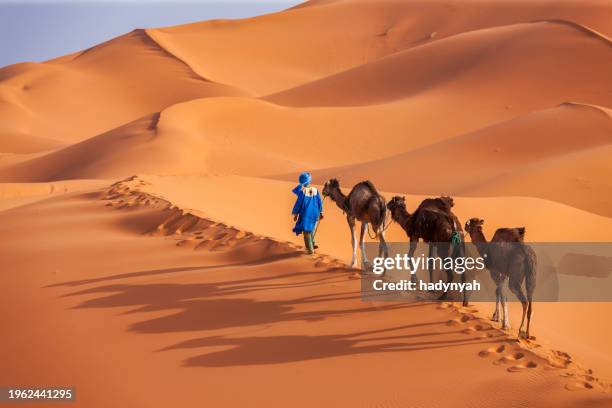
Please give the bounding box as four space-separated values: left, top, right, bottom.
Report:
440 195 455 208
387 196 407 213
322 178 339 197
465 218 484 235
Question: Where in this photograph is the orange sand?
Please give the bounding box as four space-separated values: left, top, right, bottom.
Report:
1 0 612 406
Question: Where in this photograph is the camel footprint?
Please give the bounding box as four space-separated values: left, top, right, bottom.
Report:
462 322 497 337
478 344 539 372
560 370 603 391
446 313 475 326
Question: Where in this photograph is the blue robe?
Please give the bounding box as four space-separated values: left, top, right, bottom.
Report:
291 184 323 235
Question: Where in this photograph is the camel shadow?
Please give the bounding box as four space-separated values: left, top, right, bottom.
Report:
161 324 495 367
63 278 425 333
48 254 488 367
45 250 307 288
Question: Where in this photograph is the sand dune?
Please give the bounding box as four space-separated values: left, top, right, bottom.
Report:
0 29 244 153
0 113 216 181
149 0 612 95
107 174 612 376
471 142 612 217
0 100 311 182
130 174 612 248
2 0 612 406
0 94 511 181
2 99 609 217
0 179 108 211
305 103 612 216
266 21 612 107
1 178 611 408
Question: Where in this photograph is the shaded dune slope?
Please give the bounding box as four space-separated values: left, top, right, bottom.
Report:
265 20 612 107
304 103 612 216
149 0 612 95
0 29 244 153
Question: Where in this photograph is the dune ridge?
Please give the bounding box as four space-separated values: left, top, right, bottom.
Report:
265 20 612 107
301 102 612 216
2 177 611 407
104 176 348 270
537 18 612 44
2 98 609 217
142 29 218 84
102 175 612 392
2 1 612 405
0 29 246 152
149 0 612 95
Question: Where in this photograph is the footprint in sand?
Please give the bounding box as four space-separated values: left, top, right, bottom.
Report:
462 322 494 336
564 381 594 391
446 314 475 326
478 344 539 372
478 344 507 357
507 361 538 372
560 370 605 392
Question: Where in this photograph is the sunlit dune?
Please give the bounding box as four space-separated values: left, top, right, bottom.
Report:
1 0 612 406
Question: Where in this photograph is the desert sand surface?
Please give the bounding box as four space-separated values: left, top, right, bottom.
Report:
1 178 611 408
1 0 612 406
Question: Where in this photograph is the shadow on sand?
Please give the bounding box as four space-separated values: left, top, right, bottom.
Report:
48 256 495 367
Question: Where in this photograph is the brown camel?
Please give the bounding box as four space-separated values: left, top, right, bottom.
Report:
387 196 468 305
465 218 537 339
322 179 389 268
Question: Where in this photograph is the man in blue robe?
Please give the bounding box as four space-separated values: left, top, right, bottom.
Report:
291 172 323 254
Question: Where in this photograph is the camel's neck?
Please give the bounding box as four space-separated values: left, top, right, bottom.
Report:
469 230 488 257
392 208 411 232
330 188 349 213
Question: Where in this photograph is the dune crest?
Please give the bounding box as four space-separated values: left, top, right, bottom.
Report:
103 176 347 268
303 103 612 216
266 21 612 107
2 1 612 405
3 175 611 406
0 29 245 153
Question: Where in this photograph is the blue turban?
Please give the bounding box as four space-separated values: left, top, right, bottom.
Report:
299 172 312 186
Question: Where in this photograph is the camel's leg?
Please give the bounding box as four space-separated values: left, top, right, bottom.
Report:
491 271 501 322
492 299 500 322
378 229 389 258
509 279 528 338
526 300 533 339
348 216 357 268
442 243 454 285
524 249 536 339
456 243 469 307
407 238 418 283
499 282 510 330
428 243 435 284
438 243 454 300
360 222 369 266
508 259 528 338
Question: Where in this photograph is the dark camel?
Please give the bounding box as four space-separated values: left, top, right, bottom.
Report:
322 179 389 268
387 196 468 305
465 218 536 339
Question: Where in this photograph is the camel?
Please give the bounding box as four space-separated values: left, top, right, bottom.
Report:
464 218 536 339
387 195 468 305
322 179 389 268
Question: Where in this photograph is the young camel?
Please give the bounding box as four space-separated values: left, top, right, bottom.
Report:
387 196 468 306
464 218 537 339
322 179 389 268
